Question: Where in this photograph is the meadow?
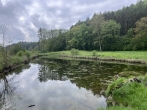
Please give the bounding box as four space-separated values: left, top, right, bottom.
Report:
41 50 147 61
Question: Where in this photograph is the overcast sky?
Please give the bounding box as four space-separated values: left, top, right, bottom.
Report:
0 0 137 44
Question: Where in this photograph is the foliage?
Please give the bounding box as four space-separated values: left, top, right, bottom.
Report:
34 1 147 52
0 51 39 71
112 82 147 109
105 77 127 96
70 48 79 56
17 50 24 57
92 50 96 56
15 49 31 59
8 44 23 55
37 28 67 52
132 17 147 50
106 75 147 110
101 20 121 50
104 0 147 35
25 51 31 60
90 14 104 51
67 23 92 50
0 23 11 68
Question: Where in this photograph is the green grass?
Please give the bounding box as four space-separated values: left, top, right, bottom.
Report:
40 50 147 61
99 106 134 110
105 75 147 110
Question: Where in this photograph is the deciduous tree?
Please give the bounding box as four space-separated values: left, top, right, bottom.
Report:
90 13 104 51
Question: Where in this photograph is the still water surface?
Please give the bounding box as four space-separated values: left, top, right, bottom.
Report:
1 58 147 110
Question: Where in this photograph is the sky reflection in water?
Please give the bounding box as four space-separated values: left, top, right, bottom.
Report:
13 64 106 110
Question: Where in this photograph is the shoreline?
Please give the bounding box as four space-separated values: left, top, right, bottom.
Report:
41 54 147 65
0 54 41 74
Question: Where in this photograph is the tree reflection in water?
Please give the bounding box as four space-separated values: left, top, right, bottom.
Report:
0 73 17 110
37 58 147 96
38 64 68 82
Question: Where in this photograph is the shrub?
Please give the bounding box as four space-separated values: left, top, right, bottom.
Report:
70 48 79 55
11 57 22 65
92 50 96 56
17 50 24 57
25 51 31 60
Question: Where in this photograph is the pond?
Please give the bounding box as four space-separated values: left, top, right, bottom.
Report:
0 58 147 110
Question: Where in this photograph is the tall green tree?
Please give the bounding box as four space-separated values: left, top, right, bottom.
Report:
101 20 121 50
133 17 147 50
90 13 104 51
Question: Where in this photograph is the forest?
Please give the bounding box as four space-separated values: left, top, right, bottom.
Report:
36 0 147 52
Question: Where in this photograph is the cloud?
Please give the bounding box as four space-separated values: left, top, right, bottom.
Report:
0 0 137 43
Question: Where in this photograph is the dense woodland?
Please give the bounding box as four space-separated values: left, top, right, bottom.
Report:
36 0 147 52
7 0 147 52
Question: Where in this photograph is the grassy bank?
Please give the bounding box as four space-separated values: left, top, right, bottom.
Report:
40 50 147 63
104 75 147 110
0 51 39 72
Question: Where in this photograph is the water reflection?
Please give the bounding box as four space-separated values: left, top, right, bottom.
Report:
13 64 106 110
39 58 147 95
0 73 17 110
38 65 68 82
1 58 147 110
0 64 31 110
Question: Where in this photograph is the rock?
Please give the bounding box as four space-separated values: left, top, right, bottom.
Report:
128 77 141 83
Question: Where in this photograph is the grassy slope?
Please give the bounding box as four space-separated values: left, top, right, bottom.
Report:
41 51 147 61
0 51 38 71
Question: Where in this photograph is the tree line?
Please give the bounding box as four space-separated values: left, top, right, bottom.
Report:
16 0 147 52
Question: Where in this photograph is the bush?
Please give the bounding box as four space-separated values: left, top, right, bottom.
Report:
17 50 24 57
92 50 96 56
25 51 31 60
70 48 79 55
11 57 21 65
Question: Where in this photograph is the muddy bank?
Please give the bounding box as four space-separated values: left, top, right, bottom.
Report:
61 55 147 64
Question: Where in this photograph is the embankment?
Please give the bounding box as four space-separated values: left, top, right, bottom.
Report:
0 54 41 74
57 55 147 64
